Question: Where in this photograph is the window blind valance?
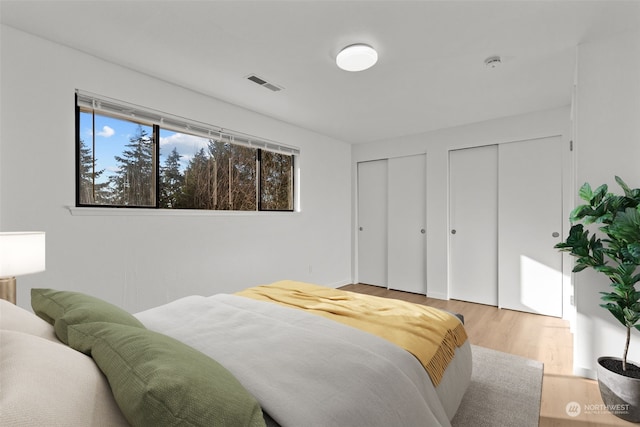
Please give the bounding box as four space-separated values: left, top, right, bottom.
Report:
76 89 300 156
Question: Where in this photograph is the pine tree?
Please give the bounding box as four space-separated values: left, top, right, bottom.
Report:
78 138 109 204
179 148 215 209
159 147 184 208
109 125 155 206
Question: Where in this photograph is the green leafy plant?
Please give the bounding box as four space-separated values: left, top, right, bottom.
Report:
555 176 640 372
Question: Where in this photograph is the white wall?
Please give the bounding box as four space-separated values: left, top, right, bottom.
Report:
352 106 572 302
573 29 640 378
0 25 352 312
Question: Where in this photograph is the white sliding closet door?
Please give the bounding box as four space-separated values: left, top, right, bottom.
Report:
357 160 388 287
449 145 499 306
498 137 563 317
388 154 426 294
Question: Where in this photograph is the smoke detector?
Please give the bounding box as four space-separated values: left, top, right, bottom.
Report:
484 56 502 69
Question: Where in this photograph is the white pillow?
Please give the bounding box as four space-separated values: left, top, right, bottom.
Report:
0 329 129 426
0 298 57 341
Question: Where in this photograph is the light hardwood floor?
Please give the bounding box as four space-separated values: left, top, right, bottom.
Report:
340 283 633 426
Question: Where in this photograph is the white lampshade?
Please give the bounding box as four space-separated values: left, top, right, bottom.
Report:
336 44 378 72
0 232 46 277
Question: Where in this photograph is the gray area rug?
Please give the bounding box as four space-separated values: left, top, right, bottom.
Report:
452 345 544 427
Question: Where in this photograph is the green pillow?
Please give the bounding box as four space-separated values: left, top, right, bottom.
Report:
31 289 145 344
68 322 266 427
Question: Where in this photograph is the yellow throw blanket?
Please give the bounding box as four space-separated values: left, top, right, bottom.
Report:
236 280 467 386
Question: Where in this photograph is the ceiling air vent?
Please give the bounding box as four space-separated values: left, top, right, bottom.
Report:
246 74 283 92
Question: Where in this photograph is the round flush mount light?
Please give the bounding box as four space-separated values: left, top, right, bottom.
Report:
336 44 378 72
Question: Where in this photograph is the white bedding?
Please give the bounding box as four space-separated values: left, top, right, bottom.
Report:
136 294 471 427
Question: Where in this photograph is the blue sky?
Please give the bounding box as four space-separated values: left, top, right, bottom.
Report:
80 112 211 182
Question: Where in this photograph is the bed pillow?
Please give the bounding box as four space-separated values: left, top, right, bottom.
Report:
1 329 129 426
68 321 266 427
0 298 58 341
31 288 145 344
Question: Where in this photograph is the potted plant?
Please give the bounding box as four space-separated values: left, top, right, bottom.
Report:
555 176 640 422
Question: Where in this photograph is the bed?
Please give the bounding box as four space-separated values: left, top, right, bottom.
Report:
0 280 472 427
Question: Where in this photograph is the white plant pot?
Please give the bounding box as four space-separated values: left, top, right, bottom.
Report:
597 356 640 423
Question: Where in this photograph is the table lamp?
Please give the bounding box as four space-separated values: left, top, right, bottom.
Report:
0 232 46 304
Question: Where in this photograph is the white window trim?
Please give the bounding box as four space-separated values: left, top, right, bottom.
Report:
67 206 301 217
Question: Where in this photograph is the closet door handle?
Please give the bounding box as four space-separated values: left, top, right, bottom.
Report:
552 232 560 238
451 229 457 235
420 229 426 234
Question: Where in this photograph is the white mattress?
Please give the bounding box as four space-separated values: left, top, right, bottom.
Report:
136 293 472 427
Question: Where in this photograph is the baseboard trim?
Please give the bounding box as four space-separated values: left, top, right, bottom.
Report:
427 291 448 300
328 279 353 288
573 366 597 380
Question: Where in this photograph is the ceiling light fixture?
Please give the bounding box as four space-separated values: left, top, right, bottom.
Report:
484 56 502 69
336 44 378 72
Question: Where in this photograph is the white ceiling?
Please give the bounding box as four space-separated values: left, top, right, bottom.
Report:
2 0 639 144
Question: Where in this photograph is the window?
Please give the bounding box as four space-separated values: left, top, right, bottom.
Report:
76 91 296 211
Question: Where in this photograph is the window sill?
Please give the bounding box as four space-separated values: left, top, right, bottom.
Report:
67 206 299 217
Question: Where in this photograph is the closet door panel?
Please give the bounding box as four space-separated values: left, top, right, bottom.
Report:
357 160 388 287
498 137 563 317
449 145 499 306
388 154 426 294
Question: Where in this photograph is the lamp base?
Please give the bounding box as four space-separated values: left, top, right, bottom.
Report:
0 277 17 304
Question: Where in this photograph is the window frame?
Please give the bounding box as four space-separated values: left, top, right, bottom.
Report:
76 108 160 209
75 91 297 212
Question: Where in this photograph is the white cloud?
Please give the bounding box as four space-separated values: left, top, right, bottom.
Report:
160 132 209 151
97 125 115 138
160 132 210 172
